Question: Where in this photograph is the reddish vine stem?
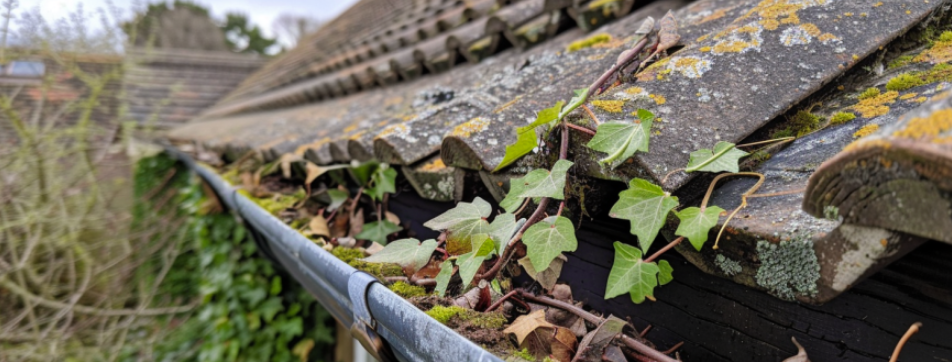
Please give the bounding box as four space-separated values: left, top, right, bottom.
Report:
640 325 652 337
889 322 922 362
643 236 683 264
348 187 364 212
517 291 677 362
485 290 519 312
557 201 565 217
566 122 597 135
587 37 650 99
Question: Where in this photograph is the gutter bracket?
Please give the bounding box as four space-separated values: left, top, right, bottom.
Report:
348 271 396 361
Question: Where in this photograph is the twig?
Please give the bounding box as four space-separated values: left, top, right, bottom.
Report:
747 188 805 199
587 37 651 99
557 201 565 217
698 172 764 250
735 136 795 149
889 322 922 362
644 236 683 263
640 324 652 337
518 291 677 362
348 187 364 212
661 342 684 355
485 290 519 312
581 105 601 125
514 198 531 216
566 122 597 136
476 197 550 281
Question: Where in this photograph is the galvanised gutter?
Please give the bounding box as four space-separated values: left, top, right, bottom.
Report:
168 148 502 362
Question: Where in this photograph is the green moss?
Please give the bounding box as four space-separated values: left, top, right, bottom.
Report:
220 167 241 184
512 348 535 361
886 73 923 91
772 129 795 139
755 238 820 301
424 305 507 329
939 30 952 42
779 110 822 138
389 281 427 298
330 247 365 264
858 87 881 100
829 112 857 125
251 188 306 215
888 55 914 69
715 254 742 276
350 260 404 278
566 33 612 52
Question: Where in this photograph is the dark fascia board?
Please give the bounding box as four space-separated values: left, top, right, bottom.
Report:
167 147 502 362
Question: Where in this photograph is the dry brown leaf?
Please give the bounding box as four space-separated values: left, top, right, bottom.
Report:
602 345 626 362
503 309 556 345
550 327 578 362
385 211 401 225
279 153 302 179
308 215 330 237
240 171 255 191
305 161 327 185
572 316 626 362
782 337 810 362
657 10 680 52
365 242 385 255
349 207 364 237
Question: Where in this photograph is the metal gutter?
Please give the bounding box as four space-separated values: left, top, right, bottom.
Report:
168 148 502 362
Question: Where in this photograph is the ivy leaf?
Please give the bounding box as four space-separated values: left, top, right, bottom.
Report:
604 242 659 304
326 189 349 211
522 216 578 272
562 88 589 119
685 141 748 173
499 176 527 213
355 220 401 245
424 197 491 230
674 206 725 251
456 234 496 287
367 165 397 201
435 260 454 297
488 213 519 254
520 160 574 199
350 161 380 186
362 238 438 273
586 113 653 167
494 101 565 172
658 260 673 286
609 178 678 251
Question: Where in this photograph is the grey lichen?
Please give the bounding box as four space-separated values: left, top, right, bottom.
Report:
755 238 820 301
715 254 742 276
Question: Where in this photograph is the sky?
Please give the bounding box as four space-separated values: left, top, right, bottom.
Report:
13 0 360 47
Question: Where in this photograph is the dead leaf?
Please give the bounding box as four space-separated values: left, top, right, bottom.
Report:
413 259 444 279
305 161 327 185
572 316 626 362
308 215 330 237
331 210 349 237
385 211 401 225
550 327 577 362
240 171 255 191
365 242 385 255
602 345 626 362
337 237 357 248
279 153 302 179
782 337 810 362
657 10 680 52
504 309 556 345
349 207 364 237
518 254 566 290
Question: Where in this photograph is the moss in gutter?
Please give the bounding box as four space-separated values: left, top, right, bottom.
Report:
425 305 507 329
331 247 365 264
389 281 427 298
350 260 404 278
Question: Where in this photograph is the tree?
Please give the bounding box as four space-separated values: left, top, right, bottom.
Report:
272 13 322 48
122 1 228 51
222 12 277 55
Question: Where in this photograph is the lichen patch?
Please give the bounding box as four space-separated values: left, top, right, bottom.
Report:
666 56 713 79
893 108 952 139
450 117 490 138
852 90 898 118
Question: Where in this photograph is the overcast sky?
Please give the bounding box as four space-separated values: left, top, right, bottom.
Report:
13 0 360 47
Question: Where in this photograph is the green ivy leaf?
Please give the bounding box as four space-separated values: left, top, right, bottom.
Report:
355 220 401 245
350 161 380 186
488 213 518 254
674 206 725 251
326 189 349 211
367 165 397 201
609 178 678 251
658 260 673 286
685 141 748 173
604 242 659 304
561 88 589 119
456 234 496 287
522 159 574 199
424 197 492 243
435 260 454 297
362 238 438 273
522 216 578 272
499 177 527 213
586 113 653 167
494 101 565 171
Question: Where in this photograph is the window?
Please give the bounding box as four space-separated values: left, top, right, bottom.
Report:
5 61 45 77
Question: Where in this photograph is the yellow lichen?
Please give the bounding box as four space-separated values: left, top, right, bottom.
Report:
649 94 666 105
567 33 612 52
450 117 489 137
853 91 898 118
668 56 713 78
625 87 646 95
696 34 711 42
799 23 821 37
343 124 359 133
698 8 730 24
915 96 928 103
914 31 952 64
853 124 879 138
893 109 952 139
591 99 626 113
873 1 883 7
419 158 446 172
899 92 919 100
829 112 856 125
700 46 712 52
294 137 331 156
818 33 839 43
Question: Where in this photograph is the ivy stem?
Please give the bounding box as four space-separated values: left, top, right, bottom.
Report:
477 197 550 281
643 236 683 264
587 37 650 99
556 201 565 217
889 322 922 362
735 136 795 149
517 291 677 362
348 187 364 212
514 198 531 216
565 122 596 136
639 325 652 337
580 105 601 125
485 290 519 312
697 172 764 250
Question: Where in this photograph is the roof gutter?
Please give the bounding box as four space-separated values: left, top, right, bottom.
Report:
167 148 503 362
